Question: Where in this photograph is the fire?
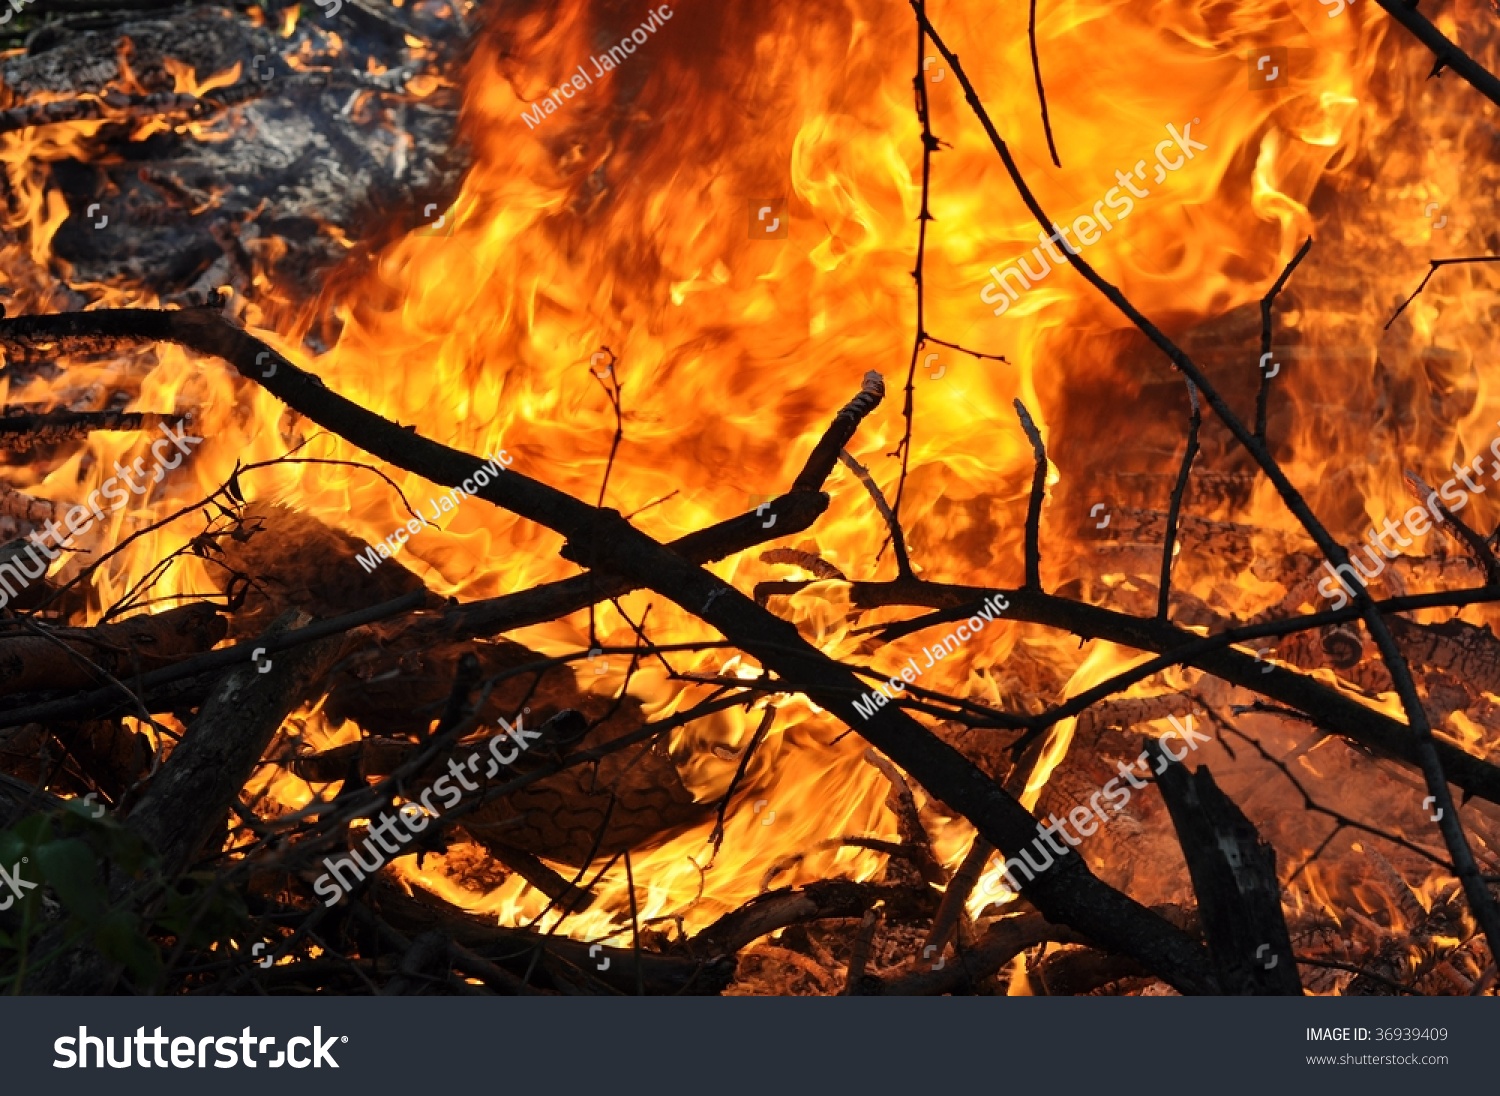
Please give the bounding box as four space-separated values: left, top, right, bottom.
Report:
4 0 1499 977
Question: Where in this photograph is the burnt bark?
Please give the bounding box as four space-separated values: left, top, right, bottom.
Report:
1150 744 1302 995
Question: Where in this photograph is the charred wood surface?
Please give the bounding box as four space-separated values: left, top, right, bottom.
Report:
0 602 224 697
1151 746 1302 995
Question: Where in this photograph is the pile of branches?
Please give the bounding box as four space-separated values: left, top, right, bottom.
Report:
0 0 1498 995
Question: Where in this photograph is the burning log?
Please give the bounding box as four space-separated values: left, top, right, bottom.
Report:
125 612 344 875
3 1 461 303
864 914 1085 996
1028 945 1152 996
0 601 222 697
0 590 427 728
0 408 187 452
0 481 55 524
210 501 440 636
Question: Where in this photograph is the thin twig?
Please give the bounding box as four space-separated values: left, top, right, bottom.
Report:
1157 381 1200 620
1256 235 1312 441
589 347 623 511
705 705 777 864
889 0 941 569
837 448 912 576
1385 256 1500 330
1027 0 1060 167
920 334 1010 364
1013 399 1046 591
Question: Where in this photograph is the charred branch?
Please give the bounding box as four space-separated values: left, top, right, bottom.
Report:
0 408 188 452
863 578 1500 806
1150 744 1303 995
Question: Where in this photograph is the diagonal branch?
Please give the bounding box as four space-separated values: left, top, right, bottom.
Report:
1369 0 1500 108
1386 256 1500 330
837 448 913 576
1256 236 1312 441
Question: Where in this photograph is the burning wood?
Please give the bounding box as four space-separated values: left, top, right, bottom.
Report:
0 0 1495 1006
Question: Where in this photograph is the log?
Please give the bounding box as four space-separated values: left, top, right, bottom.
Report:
695 881 935 954
1149 742 1302 995
0 409 187 451
0 590 428 728
0 603 224 698
126 611 344 876
863 914 1086 995
457 696 710 865
1029 945 1150 995
3 3 460 305
212 501 439 638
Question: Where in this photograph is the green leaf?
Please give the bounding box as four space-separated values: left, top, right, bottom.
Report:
92 912 162 986
34 838 105 923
